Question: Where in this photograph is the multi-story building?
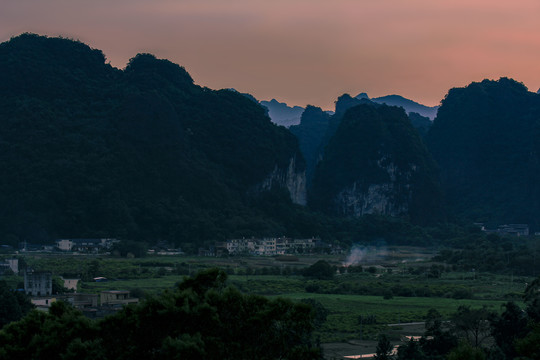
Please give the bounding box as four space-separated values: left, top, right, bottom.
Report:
223 237 321 256
100 290 139 306
24 270 52 297
56 238 117 252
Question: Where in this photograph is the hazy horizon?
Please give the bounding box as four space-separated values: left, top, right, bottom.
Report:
2 0 539 110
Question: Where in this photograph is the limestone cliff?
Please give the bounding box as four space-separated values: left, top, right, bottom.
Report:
310 104 443 224
334 160 413 217
256 156 307 205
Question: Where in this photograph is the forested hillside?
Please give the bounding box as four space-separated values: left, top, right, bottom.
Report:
426 78 540 228
3 34 540 247
0 34 307 246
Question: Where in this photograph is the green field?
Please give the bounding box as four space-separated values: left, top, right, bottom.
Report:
77 271 526 343
2 249 532 343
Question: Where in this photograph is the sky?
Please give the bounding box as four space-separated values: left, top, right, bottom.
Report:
1 0 540 110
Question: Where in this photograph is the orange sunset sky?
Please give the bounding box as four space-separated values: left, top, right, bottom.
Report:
1 0 539 110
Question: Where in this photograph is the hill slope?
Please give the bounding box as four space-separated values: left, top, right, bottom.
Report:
0 34 307 245
426 78 540 227
310 104 443 225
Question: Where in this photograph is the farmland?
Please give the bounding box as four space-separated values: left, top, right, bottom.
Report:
2 246 531 346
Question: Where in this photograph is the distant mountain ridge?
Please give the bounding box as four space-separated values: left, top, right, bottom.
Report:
358 93 439 120
259 99 304 127
259 93 437 127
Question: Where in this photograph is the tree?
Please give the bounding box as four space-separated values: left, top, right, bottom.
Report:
446 342 486 360
451 306 493 348
515 323 540 360
374 334 394 360
0 269 322 359
52 276 71 295
0 301 100 359
420 308 457 358
396 339 425 360
112 240 148 258
302 260 335 280
101 268 321 360
0 280 33 328
524 275 540 321
489 302 528 359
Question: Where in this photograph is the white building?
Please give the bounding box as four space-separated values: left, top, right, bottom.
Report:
56 238 117 252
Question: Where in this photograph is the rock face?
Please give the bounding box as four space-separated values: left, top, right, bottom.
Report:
289 105 331 185
310 104 443 224
334 161 412 217
257 156 307 205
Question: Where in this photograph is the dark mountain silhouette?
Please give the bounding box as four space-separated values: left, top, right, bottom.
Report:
408 112 432 138
289 95 378 187
356 93 439 120
0 34 308 245
259 99 304 127
289 94 433 189
426 77 540 227
310 104 443 225
289 106 331 186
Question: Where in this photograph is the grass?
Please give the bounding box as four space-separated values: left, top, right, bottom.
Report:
273 293 514 342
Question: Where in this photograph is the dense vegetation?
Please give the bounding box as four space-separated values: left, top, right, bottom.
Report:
427 78 540 228
378 278 540 360
0 34 310 246
0 280 34 329
433 232 540 276
2 254 540 358
0 269 321 359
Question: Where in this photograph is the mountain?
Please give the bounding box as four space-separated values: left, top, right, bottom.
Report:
408 112 432 138
259 99 304 127
357 93 439 120
0 34 307 245
310 104 443 225
289 94 433 188
426 77 540 227
289 106 331 186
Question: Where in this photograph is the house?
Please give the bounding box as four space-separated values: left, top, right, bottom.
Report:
72 293 99 308
100 290 139 306
222 236 323 256
0 258 18 274
497 224 529 237
24 270 52 296
56 238 117 252
481 223 530 237
61 277 80 292
31 293 99 311
31 296 57 310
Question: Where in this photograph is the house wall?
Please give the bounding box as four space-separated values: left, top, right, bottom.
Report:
62 278 79 291
24 272 52 296
56 239 73 251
